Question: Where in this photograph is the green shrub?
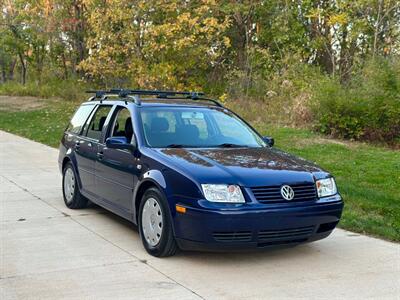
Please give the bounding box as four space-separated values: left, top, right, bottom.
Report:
312 58 400 143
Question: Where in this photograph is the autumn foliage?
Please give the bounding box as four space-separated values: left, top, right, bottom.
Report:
1 0 399 143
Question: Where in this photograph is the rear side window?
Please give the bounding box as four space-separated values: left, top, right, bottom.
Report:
66 104 95 134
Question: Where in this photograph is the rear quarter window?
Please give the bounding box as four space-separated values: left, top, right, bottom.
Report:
66 104 95 134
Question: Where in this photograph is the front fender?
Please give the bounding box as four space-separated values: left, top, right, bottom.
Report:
132 169 168 224
132 167 203 225
143 169 167 189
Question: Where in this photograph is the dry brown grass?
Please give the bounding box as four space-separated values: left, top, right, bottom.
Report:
225 91 312 129
0 95 47 112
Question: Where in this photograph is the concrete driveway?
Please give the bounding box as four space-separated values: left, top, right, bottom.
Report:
1 130 399 299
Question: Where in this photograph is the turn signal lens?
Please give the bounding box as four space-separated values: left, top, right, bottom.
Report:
176 205 186 214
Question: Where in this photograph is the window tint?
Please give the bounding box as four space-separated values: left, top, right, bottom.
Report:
110 107 134 143
66 104 95 134
85 105 112 141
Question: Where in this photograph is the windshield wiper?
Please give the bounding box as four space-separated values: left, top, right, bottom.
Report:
165 143 248 148
215 143 249 148
165 144 185 148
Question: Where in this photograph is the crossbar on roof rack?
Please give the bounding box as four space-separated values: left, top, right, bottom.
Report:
85 89 222 107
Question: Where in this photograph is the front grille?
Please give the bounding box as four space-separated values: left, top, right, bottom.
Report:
213 231 252 243
251 183 317 203
258 226 315 243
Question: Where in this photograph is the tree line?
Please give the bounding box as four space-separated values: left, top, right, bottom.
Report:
1 1 399 143
1 0 399 89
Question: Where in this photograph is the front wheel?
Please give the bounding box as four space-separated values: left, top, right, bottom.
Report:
62 162 88 209
138 187 178 257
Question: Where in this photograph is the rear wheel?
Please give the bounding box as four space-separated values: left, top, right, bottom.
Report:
139 187 178 257
62 162 88 209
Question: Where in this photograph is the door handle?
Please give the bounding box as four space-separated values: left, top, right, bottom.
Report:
97 151 104 160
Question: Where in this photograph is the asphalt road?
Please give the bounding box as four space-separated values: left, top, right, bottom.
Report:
1 130 399 299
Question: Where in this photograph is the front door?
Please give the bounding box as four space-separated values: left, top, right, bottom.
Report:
95 106 137 214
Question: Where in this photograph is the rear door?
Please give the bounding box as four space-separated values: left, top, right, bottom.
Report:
77 104 113 196
63 103 96 189
96 106 137 214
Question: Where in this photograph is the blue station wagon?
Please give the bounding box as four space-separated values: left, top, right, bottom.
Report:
58 89 344 257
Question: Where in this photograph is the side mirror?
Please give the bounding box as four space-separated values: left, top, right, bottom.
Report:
263 136 274 147
106 136 136 152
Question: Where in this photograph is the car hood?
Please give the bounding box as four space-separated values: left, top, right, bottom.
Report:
153 147 328 187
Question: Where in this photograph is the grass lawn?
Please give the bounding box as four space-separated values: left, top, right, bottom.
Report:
1 97 399 242
0 97 79 147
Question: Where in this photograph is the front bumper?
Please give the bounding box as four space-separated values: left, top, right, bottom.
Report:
173 198 344 251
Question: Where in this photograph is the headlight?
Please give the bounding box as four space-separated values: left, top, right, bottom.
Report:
201 184 245 203
316 178 337 198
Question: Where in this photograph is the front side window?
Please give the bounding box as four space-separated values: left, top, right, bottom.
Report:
84 105 112 141
66 104 95 134
109 107 134 143
140 107 265 148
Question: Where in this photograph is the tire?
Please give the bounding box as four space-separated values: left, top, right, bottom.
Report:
138 187 178 257
62 162 88 209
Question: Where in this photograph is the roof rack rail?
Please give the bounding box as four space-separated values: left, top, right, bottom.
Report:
85 89 223 107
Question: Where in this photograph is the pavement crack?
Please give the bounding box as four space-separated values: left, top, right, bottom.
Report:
2 176 205 299
1 176 61 213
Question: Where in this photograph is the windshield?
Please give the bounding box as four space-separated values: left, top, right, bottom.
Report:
140 107 266 148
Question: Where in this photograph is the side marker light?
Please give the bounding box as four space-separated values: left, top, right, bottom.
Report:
176 205 186 214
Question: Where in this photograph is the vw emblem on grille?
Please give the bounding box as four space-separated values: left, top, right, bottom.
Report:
281 185 294 200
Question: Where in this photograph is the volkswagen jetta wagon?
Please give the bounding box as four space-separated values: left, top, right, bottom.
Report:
59 89 343 257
